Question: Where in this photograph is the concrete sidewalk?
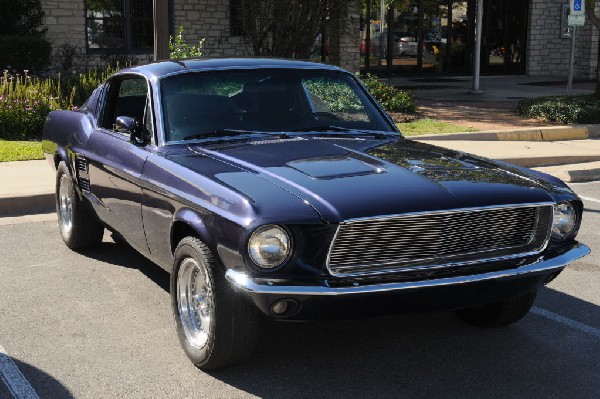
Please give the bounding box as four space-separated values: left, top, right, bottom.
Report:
0 160 54 216
1 136 600 217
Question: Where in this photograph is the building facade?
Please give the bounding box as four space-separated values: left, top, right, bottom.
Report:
40 0 598 79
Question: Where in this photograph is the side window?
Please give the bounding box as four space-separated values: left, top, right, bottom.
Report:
100 76 153 142
302 78 369 122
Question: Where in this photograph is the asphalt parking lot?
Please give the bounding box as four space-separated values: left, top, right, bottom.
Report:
1 182 599 399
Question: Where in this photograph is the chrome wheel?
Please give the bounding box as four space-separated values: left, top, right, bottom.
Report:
177 257 214 349
58 174 73 236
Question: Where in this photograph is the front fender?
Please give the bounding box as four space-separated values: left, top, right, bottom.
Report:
169 207 248 274
171 208 212 252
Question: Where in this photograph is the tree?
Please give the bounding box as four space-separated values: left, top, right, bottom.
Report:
0 0 50 72
240 0 349 58
585 0 600 96
0 0 46 36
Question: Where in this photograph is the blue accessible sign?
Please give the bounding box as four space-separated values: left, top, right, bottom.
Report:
570 0 585 15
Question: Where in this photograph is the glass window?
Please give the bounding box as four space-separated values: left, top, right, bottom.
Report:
302 78 369 122
131 0 154 49
160 70 395 142
100 76 150 133
230 0 243 36
85 0 154 52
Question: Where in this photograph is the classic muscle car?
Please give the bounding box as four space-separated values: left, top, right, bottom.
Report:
43 58 590 370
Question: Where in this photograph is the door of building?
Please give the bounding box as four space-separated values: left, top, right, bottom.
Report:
360 0 527 76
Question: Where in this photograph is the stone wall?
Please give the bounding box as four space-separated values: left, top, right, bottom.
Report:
41 0 87 68
574 4 599 79
172 0 252 57
328 0 361 73
41 0 152 70
527 0 599 79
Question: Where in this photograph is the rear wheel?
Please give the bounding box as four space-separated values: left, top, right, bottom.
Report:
171 237 259 370
56 161 104 249
454 290 537 327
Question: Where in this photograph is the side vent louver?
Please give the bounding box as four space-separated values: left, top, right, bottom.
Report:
75 155 90 192
79 178 91 192
76 156 88 173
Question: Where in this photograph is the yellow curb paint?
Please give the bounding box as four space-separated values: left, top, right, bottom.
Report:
540 127 589 141
496 130 543 141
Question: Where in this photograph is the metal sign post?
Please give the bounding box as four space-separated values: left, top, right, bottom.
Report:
567 1 585 95
567 26 577 95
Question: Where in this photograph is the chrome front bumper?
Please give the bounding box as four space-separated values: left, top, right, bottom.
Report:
226 243 590 296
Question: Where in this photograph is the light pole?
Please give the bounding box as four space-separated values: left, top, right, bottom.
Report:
154 0 169 61
471 0 484 93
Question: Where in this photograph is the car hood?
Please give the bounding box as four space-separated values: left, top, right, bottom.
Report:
182 136 555 222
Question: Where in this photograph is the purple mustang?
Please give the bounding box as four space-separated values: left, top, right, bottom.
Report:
43 58 589 369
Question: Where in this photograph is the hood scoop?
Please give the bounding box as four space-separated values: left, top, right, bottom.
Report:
287 154 386 180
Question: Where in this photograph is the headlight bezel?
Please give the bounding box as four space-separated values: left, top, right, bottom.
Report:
551 201 579 240
246 224 293 271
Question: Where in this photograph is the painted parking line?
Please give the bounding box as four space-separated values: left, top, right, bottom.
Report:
532 307 600 339
0 344 40 399
579 195 600 205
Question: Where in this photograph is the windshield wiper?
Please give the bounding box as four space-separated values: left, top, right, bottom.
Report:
182 129 288 141
290 125 391 139
289 125 354 132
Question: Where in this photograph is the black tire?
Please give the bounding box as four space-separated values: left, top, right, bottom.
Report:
55 161 104 249
454 290 537 328
171 236 259 370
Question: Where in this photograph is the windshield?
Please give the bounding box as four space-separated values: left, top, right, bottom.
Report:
159 69 396 142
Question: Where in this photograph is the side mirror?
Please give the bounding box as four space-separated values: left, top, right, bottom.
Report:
114 116 137 135
114 116 146 145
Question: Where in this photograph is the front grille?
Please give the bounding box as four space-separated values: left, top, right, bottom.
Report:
327 204 553 276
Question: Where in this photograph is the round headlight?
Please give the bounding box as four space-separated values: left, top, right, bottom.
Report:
248 225 291 269
552 202 577 239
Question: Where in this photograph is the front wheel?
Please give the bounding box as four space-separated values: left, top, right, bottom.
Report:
56 161 104 249
171 237 259 370
454 290 537 328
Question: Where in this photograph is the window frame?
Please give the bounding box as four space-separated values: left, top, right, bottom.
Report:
84 0 170 54
98 73 156 145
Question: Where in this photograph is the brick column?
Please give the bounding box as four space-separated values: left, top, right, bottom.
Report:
328 0 361 72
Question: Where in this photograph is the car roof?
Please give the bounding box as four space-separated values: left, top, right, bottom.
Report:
119 58 347 80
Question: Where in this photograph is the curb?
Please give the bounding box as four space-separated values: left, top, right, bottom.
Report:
564 168 600 183
497 156 600 168
411 125 600 141
0 194 55 217
534 162 600 183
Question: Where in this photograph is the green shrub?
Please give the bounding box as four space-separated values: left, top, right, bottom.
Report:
0 35 52 73
63 65 118 107
0 70 60 140
517 94 600 124
359 73 417 114
169 26 205 59
0 66 116 140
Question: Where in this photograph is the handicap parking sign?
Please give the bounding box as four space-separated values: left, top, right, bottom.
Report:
571 0 585 15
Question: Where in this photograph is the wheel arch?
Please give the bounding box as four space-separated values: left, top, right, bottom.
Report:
170 208 213 256
53 147 70 171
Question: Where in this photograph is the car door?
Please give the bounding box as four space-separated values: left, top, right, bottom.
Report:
82 74 154 255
